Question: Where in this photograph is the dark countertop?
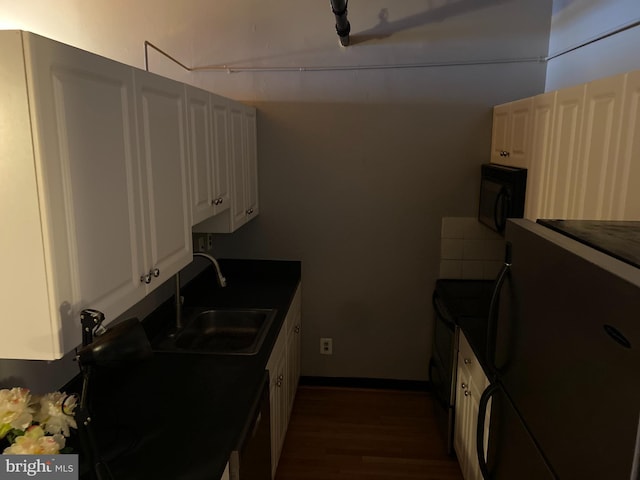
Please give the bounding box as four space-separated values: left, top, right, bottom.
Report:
79 259 301 480
434 279 495 375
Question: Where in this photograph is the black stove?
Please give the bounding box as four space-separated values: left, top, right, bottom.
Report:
431 279 494 454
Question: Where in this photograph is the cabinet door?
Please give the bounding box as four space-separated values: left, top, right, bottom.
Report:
572 74 625 219
490 99 532 168
455 332 490 480
490 103 511 163
525 91 556 220
454 362 472 478
228 103 248 231
614 70 640 220
267 332 287 478
211 94 231 214
134 71 192 290
186 85 215 225
285 285 302 418
25 33 145 355
545 84 586 219
243 106 259 219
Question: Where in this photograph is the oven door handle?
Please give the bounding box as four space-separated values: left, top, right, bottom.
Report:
432 290 456 329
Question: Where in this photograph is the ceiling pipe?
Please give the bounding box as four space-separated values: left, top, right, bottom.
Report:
330 0 351 46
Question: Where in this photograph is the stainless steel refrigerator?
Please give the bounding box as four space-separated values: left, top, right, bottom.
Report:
478 219 640 479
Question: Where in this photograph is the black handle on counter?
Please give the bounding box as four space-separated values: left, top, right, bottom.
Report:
486 242 512 378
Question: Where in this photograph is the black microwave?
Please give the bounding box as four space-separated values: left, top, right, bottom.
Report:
478 163 527 233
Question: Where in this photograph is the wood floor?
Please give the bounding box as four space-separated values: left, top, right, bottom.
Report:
275 386 464 480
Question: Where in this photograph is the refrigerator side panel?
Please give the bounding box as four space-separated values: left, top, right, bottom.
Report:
493 220 640 479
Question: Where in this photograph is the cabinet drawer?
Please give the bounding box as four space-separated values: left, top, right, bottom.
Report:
458 330 486 386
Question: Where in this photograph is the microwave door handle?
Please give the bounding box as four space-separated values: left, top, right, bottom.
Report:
477 383 498 480
486 243 512 377
494 187 509 232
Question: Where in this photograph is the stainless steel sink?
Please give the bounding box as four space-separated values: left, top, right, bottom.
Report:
154 308 277 355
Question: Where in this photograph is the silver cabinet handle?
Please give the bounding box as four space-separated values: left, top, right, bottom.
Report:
152 268 160 277
140 273 152 284
464 358 471 365
464 390 471 397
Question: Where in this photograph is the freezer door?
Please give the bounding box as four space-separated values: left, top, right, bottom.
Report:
480 384 556 479
490 220 640 479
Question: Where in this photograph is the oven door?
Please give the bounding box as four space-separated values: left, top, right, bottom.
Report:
431 291 459 454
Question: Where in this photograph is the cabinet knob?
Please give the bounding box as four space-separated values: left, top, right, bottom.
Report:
464 390 471 397
461 382 467 389
463 358 471 365
246 208 254 215
140 273 152 284
211 199 216 206
217 197 223 205
294 325 300 334
151 268 160 278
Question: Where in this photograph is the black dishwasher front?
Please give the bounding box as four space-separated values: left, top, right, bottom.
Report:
229 371 272 480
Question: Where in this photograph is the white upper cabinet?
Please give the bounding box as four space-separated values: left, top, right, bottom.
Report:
499 68 640 222
0 31 195 360
133 70 193 291
186 87 230 226
193 102 259 233
490 98 533 168
1 31 145 359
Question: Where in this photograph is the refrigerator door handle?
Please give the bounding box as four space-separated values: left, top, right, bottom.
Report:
477 383 499 480
486 242 512 377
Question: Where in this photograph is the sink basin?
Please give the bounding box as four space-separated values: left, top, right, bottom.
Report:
154 308 277 355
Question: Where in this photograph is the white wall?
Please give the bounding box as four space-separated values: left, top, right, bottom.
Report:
546 0 640 90
0 0 552 388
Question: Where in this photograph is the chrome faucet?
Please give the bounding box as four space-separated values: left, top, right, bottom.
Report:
193 252 227 288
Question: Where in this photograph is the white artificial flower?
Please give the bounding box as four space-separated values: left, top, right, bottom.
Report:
3 425 65 454
33 392 77 437
0 387 34 437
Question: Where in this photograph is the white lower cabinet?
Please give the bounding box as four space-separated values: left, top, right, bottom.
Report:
454 331 490 480
0 30 190 360
266 283 302 478
220 462 230 480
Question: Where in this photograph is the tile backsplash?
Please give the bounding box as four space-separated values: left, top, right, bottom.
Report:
439 217 505 280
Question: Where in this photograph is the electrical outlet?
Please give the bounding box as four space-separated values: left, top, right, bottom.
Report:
206 234 214 251
320 338 333 355
196 235 206 252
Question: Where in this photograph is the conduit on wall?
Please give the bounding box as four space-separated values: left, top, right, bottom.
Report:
143 40 544 73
